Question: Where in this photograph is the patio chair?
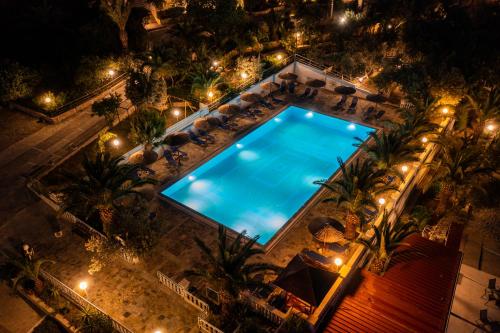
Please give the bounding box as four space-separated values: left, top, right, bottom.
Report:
187 129 207 146
363 106 376 121
163 150 179 168
215 115 238 131
279 81 287 94
307 89 319 99
474 309 500 332
269 93 285 104
166 145 187 159
288 81 296 94
249 108 264 117
332 95 347 112
259 99 274 109
194 128 215 144
482 278 497 302
347 97 358 114
299 87 311 99
374 110 386 120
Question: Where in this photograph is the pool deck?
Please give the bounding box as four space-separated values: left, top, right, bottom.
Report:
19 86 401 332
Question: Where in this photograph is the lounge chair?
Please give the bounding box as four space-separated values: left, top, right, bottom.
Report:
299 87 311 99
215 115 237 130
163 150 179 168
288 81 296 94
374 110 385 120
269 93 284 104
249 108 264 117
332 95 347 112
259 99 274 109
195 128 215 143
307 89 318 99
165 145 187 159
279 81 287 94
187 129 207 146
362 106 376 120
347 96 358 114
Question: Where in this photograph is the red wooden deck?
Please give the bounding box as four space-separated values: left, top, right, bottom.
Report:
323 235 462 333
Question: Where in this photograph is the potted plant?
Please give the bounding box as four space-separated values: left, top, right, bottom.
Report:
356 212 416 275
11 256 54 294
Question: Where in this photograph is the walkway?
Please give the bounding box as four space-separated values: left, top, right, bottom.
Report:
0 86 130 225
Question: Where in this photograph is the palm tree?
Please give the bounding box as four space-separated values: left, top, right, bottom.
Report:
314 158 397 240
355 131 423 181
428 136 492 216
393 108 439 142
11 256 54 294
95 0 133 51
188 225 279 302
463 86 499 141
128 107 166 163
190 65 221 101
62 152 157 236
356 212 416 274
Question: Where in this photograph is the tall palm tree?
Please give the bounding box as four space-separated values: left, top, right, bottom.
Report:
463 86 499 141
315 158 397 240
188 225 279 301
355 131 423 180
62 152 157 236
428 136 492 216
356 212 416 274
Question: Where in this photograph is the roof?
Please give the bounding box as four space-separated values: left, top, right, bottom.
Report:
323 234 462 333
275 254 339 307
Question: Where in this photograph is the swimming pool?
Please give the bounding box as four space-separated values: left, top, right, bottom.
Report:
161 106 374 245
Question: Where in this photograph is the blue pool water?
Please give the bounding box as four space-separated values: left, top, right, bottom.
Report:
161 106 373 244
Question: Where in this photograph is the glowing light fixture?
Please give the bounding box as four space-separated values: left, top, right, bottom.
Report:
339 16 347 24
240 72 249 79
207 90 214 98
44 96 52 104
421 136 428 143
348 123 356 130
486 124 495 132
212 60 219 67
401 165 409 173
236 143 243 149
378 198 386 205
334 257 343 267
112 138 120 147
276 54 283 60
305 111 313 118
79 281 88 291
108 69 115 76
441 107 449 114
188 175 196 181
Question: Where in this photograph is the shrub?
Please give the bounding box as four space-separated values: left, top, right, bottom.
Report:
91 93 122 126
0 60 40 103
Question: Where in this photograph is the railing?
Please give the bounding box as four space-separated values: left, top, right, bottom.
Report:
39 269 134 333
294 54 353 83
157 271 209 315
241 292 285 325
198 317 224 333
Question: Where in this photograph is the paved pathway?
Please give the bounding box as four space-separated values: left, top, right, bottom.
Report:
0 86 129 225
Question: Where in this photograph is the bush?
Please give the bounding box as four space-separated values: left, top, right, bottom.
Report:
33 91 66 111
0 60 40 103
91 93 122 126
74 56 121 92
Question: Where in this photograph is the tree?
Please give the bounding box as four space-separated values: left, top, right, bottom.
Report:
392 107 439 142
314 158 397 240
0 60 40 103
355 131 423 181
125 70 154 108
188 225 279 302
78 308 114 333
62 152 156 236
128 107 166 163
95 0 133 51
190 65 221 101
463 86 500 142
356 213 416 274
91 93 122 126
428 136 493 216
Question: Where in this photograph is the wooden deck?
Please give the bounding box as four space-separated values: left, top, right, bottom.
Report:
322 235 462 333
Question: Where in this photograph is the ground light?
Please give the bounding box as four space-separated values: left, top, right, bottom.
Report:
334 257 343 271
441 107 449 115
421 136 429 143
378 198 386 206
401 165 409 173
112 138 120 147
108 69 115 77
212 60 219 67
240 72 249 79
276 54 283 60
207 90 214 99
339 16 347 25
44 96 52 104
172 109 181 121
486 124 495 132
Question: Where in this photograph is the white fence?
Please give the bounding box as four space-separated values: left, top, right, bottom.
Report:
39 270 134 333
197 317 225 333
156 271 210 315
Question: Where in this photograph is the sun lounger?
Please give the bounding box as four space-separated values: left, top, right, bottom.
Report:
332 95 347 112
165 145 188 158
195 128 215 143
259 100 274 109
374 110 385 120
188 129 207 146
163 150 179 168
215 115 237 130
288 82 296 94
307 89 318 99
362 106 376 120
269 93 284 104
279 81 287 94
347 96 358 114
299 87 311 98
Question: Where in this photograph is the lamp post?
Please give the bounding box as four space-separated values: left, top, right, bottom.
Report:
79 281 88 297
334 257 343 272
172 109 180 121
